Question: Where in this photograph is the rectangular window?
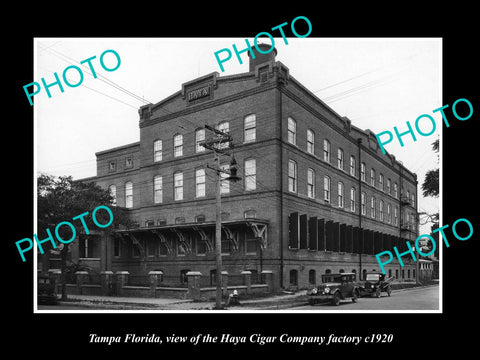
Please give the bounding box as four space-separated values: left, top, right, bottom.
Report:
307 168 315 198
174 172 183 201
195 168 206 197
350 156 356 177
109 160 116 172
394 183 398 198
195 129 205 153
125 156 133 168
114 237 120 257
370 169 376 186
196 238 207 255
337 148 344 170
288 160 297 193
387 204 392 223
125 182 133 208
371 197 376 218
361 162 366 182
147 237 156 257
394 206 398 225
154 140 162 162
174 134 183 157
323 176 330 202
387 178 391 194
220 164 230 194
154 175 163 203
379 174 384 191
379 201 384 222
246 229 257 254
323 140 330 163
307 129 314 154
287 117 296 145
245 159 256 191
244 114 256 142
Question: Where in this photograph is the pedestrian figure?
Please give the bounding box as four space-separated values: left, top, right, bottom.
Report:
226 289 240 307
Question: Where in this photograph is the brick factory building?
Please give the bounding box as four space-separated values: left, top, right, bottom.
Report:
72 45 419 291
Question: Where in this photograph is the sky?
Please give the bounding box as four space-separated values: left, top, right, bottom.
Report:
34 37 441 234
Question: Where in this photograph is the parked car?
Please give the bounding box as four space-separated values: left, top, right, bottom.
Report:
359 272 394 298
38 274 58 305
307 273 360 306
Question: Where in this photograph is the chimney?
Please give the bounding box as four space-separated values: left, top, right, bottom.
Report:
248 43 277 72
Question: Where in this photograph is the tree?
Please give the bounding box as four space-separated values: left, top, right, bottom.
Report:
419 139 440 261
421 139 439 198
37 173 133 299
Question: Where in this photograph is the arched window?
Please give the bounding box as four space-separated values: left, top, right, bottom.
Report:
195 128 205 153
244 210 257 219
307 129 314 154
323 139 331 162
324 176 331 202
244 114 256 143
154 175 162 203
109 184 117 206
173 134 183 157
125 182 133 208
217 121 230 149
371 196 376 218
153 139 162 162
307 168 315 198
350 187 356 212
174 172 183 201
337 148 344 169
338 182 344 208
287 117 296 145
288 160 297 193
350 155 356 177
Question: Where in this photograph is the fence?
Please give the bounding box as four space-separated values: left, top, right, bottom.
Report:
58 269 274 300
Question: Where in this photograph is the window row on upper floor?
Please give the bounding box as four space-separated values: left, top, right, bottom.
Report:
287 159 416 227
107 158 257 209
152 114 256 162
287 116 416 205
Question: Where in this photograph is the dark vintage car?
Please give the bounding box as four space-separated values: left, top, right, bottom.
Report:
360 272 394 298
307 273 360 306
38 274 58 305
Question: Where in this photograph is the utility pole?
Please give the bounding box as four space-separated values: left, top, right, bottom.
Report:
201 124 240 309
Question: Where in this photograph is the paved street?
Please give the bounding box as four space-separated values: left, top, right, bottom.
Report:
289 285 439 311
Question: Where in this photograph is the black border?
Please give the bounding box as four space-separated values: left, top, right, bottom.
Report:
7 5 478 355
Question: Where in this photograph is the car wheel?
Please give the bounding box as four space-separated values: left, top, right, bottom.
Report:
352 290 358 303
386 286 392 297
332 292 341 306
375 288 381 298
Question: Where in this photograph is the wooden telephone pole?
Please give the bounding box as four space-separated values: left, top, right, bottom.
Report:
200 125 240 309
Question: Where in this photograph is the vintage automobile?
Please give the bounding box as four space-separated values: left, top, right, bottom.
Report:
360 272 394 298
307 272 360 306
38 274 58 305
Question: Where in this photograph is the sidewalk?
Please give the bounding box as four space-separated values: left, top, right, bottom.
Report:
57 290 309 310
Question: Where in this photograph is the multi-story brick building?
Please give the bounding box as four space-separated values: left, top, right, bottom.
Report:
74 44 419 291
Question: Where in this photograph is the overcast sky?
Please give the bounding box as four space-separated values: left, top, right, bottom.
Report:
34 37 441 234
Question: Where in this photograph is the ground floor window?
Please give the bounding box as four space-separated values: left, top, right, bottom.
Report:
180 269 190 284
289 269 298 286
309 269 316 285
